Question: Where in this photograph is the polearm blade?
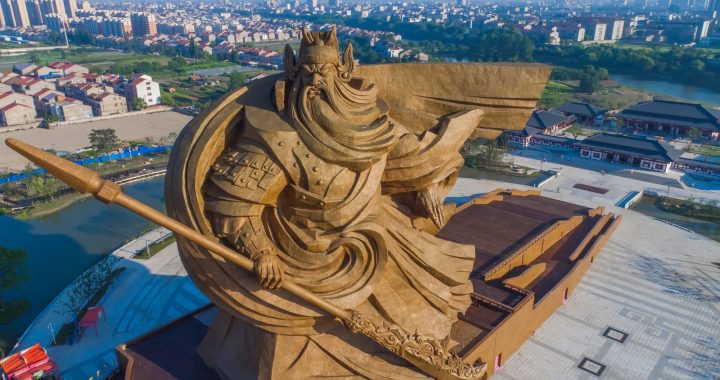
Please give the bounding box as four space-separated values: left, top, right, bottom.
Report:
5 138 486 380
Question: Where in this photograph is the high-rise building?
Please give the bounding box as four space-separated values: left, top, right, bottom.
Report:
330 0 341 7
62 0 75 17
44 12 67 32
1 0 31 27
25 0 42 25
591 22 607 41
101 17 131 38
610 19 625 40
130 12 157 36
39 0 65 19
80 16 100 35
308 0 317 9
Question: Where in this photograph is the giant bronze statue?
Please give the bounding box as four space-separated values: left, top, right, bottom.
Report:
6 27 550 379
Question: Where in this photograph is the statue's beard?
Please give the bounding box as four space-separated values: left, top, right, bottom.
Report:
289 73 397 171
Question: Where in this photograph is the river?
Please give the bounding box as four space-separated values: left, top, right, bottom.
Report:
610 74 720 106
0 177 166 351
630 196 720 243
459 166 550 187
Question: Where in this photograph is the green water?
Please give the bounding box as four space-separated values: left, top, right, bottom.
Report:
630 196 720 243
0 177 166 351
459 166 549 187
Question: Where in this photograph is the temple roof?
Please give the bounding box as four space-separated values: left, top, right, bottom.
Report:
616 99 720 131
525 109 576 131
574 133 682 162
552 102 608 118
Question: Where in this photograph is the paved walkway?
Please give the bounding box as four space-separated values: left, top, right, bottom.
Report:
13 228 208 380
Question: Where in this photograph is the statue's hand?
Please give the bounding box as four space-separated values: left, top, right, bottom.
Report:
254 254 283 290
417 187 446 229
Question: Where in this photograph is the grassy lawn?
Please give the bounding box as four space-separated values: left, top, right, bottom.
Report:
655 196 720 224
564 124 603 137
0 47 168 69
538 80 575 108
134 235 176 259
691 144 720 157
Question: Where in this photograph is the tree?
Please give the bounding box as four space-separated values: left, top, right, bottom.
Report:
29 175 60 201
88 128 120 155
0 247 29 310
160 91 176 107
60 256 118 319
132 98 146 111
579 75 601 93
167 56 187 72
228 71 249 90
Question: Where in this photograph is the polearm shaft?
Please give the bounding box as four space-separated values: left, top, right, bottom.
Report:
4 138 350 320
5 138 486 380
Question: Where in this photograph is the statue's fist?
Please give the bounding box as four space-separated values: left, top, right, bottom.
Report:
418 187 446 229
254 254 283 290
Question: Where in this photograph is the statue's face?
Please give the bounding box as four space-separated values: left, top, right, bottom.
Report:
300 62 337 98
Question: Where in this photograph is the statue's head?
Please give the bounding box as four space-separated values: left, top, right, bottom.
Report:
283 26 395 171
284 26 355 97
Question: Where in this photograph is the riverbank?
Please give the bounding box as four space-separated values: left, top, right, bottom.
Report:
2 159 169 219
13 168 166 220
0 176 168 353
539 77 720 111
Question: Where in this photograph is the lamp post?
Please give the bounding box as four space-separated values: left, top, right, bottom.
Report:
48 322 57 346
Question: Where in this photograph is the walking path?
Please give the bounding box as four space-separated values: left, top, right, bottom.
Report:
504 148 720 205
13 228 208 380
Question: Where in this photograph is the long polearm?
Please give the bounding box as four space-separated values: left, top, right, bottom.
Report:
5 138 486 380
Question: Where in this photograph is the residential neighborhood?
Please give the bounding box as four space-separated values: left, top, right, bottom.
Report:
0 62 162 127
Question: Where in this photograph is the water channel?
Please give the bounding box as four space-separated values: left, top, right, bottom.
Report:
610 74 720 106
0 177 166 350
630 196 720 243
459 166 550 187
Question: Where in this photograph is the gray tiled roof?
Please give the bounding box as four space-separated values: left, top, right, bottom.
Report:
574 133 682 162
616 99 720 131
526 109 576 131
552 102 608 118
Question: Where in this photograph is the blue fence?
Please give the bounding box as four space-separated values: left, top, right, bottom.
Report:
0 145 170 185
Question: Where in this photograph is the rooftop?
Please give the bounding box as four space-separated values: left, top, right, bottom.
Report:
552 102 608 117
526 109 576 132
616 99 720 131
574 133 682 162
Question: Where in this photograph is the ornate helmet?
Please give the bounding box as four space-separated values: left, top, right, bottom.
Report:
284 26 355 82
299 27 340 64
